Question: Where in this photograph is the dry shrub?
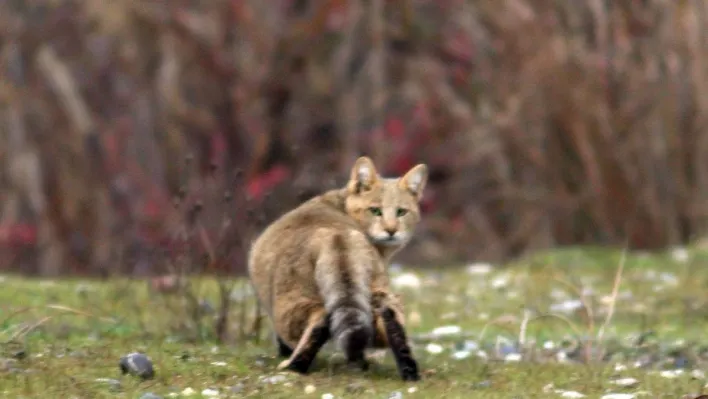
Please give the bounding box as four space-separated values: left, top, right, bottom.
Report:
0 0 707 275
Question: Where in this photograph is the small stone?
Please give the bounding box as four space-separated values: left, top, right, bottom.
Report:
304 385 316 394
321 394 335 399
611 378 639 388
425 343 444 354
119 353 155 380
466 262 493 275
260 374 287 384
600 394 636 399
550 299 584 315
201 388 219 397
431 325 462 337
475 380 492 389
670 247 689 263
388 391 403 399
181 387 196 396
229 384 244 394
210 361 227 366
659 369 684 379
139 393 163 399
452 350 471 360
491 276 509 289
407 387 418 393
392 273 421 289
504 353 522 362
559 391 586 398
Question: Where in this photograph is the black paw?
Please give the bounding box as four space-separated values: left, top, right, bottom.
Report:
399 356 420 381
401 367 421 381
285 357 313 374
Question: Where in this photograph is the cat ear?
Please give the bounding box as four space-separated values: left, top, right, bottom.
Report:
399 164 428 200
347 156 379 194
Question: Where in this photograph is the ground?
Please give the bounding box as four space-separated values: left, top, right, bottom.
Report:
2 246 708 398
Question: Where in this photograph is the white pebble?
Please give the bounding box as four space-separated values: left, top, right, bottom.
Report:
431 325 461 337
692 369 705 379
407 387 418 393
659 369 683 379
670 247 689 263
491 275 509 289
425 343 444 354
388 391 403 399
201 388 220 397
260 374 288 384
181 387 196 396
504 353 522 362
392 273 421 289
452 350 471 360
549 299 584 314
556 351 569 363
600 394 636 399
304 385 316 394
611 378 639 387
321 394 334 399
210 361 227 366
559 391 586 398
466 262 493 275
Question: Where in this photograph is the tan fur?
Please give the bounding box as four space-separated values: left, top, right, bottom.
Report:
248 156 427 368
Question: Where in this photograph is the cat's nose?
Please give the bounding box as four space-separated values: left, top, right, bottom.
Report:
384 227 397 237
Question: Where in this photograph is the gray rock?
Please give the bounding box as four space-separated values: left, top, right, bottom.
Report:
230 383 245 394
119 352 155 380
139 393 163 399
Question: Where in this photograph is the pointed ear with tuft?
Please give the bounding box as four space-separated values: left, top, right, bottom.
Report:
398 164 428 200
347 156 379 194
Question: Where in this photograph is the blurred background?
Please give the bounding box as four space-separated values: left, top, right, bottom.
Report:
1 0 708 277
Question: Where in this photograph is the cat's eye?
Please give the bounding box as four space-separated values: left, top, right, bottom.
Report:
368 207 383 216
396 208 408 217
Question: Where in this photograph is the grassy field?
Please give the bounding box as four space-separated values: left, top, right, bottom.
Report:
3 246 708 398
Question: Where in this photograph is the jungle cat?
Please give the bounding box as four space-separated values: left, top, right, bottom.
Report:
247 156 427 381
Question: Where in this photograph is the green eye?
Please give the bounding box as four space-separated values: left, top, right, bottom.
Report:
369 207 383 216
396 208 408 217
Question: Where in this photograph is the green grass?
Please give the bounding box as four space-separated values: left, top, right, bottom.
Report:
3 245 708 398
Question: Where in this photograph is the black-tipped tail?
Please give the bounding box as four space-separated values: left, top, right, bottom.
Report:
331 307 373 364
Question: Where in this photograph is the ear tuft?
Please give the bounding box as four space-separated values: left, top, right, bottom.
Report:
347 156 379 194
399 164 428 200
